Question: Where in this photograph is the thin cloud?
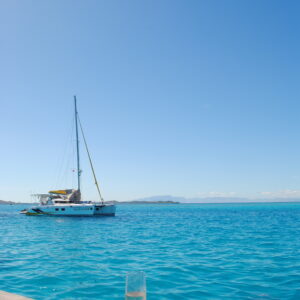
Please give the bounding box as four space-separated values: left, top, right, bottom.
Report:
196 191 237 197
260 190 300 198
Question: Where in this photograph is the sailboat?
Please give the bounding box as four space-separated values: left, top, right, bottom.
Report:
21 96 116 216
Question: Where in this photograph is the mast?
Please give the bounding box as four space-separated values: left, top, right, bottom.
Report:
74 95 81 192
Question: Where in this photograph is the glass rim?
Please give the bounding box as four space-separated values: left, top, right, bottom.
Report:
126 270 146 276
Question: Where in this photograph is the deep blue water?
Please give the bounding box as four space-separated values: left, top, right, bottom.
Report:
1 203 300 299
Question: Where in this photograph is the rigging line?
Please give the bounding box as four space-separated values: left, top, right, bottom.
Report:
71 125 76 188
52 114 75 189
59 115 75 188
78 115 104 205
64 116 76 188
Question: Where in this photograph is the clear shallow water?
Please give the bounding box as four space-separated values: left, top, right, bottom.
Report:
1 203 300 300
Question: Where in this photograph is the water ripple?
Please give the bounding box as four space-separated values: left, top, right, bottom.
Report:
1 203 300 299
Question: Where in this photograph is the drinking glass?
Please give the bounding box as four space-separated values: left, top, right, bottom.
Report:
125 271 146 300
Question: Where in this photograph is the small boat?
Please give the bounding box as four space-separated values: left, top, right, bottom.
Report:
22 96 116 217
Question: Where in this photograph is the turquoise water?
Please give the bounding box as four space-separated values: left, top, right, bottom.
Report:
1 203 300 299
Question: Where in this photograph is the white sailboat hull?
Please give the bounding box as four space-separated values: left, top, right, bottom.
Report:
24 204 116 216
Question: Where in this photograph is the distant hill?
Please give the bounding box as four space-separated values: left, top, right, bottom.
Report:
0 200 35 205
0 200 17 205
128 195 300 204
2 196 300 205
127 195 245 203
106 200 179 204
0 198 178 205
126 195 183 203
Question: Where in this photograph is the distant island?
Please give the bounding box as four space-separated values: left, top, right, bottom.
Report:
106 200 180 205
0 199 179 205
124 195 300 203
0 200 36 205
0 200 18 205
2 195 300 205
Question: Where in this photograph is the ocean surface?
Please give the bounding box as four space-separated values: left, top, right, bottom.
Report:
1 203 300 299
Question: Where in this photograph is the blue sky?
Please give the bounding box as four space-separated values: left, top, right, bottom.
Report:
1 0 300 202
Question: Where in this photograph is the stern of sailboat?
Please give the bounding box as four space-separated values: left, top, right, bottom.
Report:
94 204 116 216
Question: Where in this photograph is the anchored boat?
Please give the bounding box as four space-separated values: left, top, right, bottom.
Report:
21 96 116 216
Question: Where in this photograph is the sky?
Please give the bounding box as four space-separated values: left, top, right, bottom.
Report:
1 0 300 202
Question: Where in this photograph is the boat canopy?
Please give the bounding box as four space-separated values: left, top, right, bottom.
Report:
32 189 81 204
49 189 74 195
